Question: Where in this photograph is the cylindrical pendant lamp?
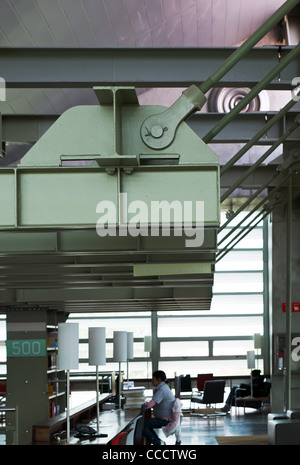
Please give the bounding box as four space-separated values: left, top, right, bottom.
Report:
113 331 127 408
144 336 152 353
144 336 152 379
254 333 262 369
247 350 256 398
89 327 106 366
88 327 106 432
57 323 79 443
127 332 134 360
113 331 127 362
247 350 256 369
254 333 262 349
58 323 79 370
126 332 134 382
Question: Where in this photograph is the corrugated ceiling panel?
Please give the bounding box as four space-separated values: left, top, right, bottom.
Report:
103 0 136 46
0 0 287 48
35 0 79 46
82 0 118 46
10 0 56 46
124 0 152 46
59 0 98 46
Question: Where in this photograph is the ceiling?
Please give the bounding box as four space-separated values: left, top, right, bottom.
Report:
0 0 286 48
0 0 286 117
0 0 298 315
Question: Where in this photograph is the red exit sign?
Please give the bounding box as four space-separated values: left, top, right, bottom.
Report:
282 303 300 312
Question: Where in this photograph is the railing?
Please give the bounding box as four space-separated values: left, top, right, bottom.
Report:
0 406 19 445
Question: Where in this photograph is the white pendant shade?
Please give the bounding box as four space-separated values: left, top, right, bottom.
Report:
144 335 152 352
127 332 134 360
58 323 79 370
247 350 256 369
88 327 106 366
254 333 262 349
113 331 127 362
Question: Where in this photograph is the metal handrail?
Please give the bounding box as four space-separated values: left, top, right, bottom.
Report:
0 406 18 445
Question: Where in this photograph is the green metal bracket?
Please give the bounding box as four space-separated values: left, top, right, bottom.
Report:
140 85 206 150
0 83 219 230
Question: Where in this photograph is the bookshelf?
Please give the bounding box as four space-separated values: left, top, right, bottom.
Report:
46 326 66 418
6 308 67 444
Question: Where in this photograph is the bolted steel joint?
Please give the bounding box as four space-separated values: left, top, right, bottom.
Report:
140 85 206 150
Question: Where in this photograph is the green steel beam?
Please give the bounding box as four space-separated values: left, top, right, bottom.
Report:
216 210 270 263
0 165 219 229
2 112 300 145
0 46 299 90
218 171 280 232
4 286 213 303
220 101 300 176
217 172 298 264
1 114 57 144
189 111 300 145
138 1 300 151
199 0 300 94
221 117 300 201
0 229 217 254
203 42 300 143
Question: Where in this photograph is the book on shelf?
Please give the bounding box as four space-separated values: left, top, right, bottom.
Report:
47 331 58 348
47 353 57 370
49 401 61 417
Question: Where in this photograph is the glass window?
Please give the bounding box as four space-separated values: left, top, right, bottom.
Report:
79 341 147 361
215 250 263 271
220 211 263 228
213 272 263 293
218 226 263 249
160 341 209 357
67 216 266 379
73 361 151 379
159 359 258 377
158 315 263 338
213 340 257 356
209 293 263 315
69 315 151 339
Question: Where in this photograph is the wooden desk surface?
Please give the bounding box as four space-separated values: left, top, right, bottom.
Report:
53 408 141 445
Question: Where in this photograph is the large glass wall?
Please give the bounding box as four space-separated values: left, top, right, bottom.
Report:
0 212 266 379
69 212 267 379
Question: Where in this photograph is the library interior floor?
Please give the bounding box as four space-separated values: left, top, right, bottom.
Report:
0 390 270 446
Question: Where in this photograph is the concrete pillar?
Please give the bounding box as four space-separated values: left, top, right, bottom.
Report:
6 307 66 444
271 196 300 412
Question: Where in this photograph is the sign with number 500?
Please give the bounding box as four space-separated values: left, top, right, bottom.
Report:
6 339 46 357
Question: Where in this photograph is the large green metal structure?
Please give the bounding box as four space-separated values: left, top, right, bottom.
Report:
0 85 219 312
1 0 299 314
1 0 300 445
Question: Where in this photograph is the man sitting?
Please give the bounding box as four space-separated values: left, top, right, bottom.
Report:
142 370 176 445
221 369 267 412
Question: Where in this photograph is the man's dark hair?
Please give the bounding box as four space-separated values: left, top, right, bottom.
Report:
152 370 167 381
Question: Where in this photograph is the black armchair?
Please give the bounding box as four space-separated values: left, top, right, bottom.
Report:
191 380 226 417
